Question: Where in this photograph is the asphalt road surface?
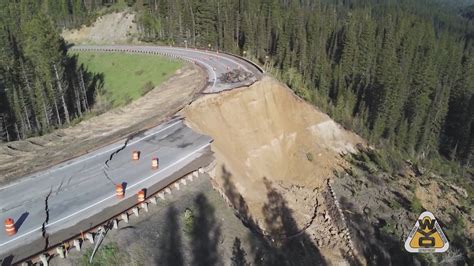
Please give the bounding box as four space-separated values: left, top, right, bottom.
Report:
71 45 264 93
0 45 262 263
0 118 212 259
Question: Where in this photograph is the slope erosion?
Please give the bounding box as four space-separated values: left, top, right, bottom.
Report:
183 76 364 262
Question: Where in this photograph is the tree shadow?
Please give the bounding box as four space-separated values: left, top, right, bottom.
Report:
221 165 326 265
155 205 184 266
259 177 326 266
190 193 222 266
65 54 104 112
231 237 249 266
338 196 420 265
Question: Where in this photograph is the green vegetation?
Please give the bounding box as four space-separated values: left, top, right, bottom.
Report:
80 243 127 266
132 0 473 169
410 197 424 214
306 152 314 162
0 2 97 140
183 208 195 235
75 52 181 107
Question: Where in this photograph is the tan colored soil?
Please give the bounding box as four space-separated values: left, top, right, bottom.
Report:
0 64 206 185
62 11 139 44
183 76 364 236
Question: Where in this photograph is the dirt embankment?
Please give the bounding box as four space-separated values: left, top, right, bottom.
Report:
62 11 139 44
0 64 206 185
183 76 364 262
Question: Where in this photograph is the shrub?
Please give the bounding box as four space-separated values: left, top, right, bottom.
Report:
410 196 424 213
183 208 194 235
306 152 314 162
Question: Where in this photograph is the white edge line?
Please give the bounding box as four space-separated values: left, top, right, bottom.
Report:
0 142 210 247
0 120 182 191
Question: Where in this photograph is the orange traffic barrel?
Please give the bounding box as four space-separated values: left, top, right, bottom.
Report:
137 189 146 202
152 158 159 169
4 218 16 236
132 151 140 160
116 184 124 199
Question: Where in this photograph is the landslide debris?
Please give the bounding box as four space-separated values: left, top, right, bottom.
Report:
218 69 254 84
183 76 364 262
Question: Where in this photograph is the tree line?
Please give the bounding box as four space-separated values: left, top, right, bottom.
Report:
0 0 103 141
135 0 473 166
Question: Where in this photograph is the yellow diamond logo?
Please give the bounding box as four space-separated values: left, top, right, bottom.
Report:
405 211 449 253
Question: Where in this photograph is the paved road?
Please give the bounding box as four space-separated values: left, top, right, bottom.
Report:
71 45 264 93
0 45 263 262
0 119 212 257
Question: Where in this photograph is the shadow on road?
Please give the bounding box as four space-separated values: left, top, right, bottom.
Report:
14 212 29 231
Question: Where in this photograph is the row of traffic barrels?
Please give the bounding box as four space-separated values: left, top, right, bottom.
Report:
3 151 159 236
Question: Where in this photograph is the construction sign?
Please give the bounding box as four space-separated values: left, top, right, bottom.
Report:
405 211 449 253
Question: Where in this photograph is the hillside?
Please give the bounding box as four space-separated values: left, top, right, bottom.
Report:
184 77 363 263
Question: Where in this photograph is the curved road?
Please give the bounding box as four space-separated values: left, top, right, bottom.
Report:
0 45 263 263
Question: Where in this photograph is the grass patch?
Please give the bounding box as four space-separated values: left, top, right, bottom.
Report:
183 208 195 235
80 243 127 266
74 52 182 107
410 196 424 213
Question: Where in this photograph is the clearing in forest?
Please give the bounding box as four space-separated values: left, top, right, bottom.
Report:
73 51 182 106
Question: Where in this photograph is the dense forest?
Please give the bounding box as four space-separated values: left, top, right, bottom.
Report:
134 0 474 166
0 0 105 141
0 0 472 168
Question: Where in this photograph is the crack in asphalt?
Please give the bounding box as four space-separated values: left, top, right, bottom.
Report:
102 168 116 185
42 188 52 250
104 129 144 168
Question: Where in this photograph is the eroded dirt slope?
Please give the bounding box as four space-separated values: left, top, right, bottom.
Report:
183 76 365 262
62 11 138 44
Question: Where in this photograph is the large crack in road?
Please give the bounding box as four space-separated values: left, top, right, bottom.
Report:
41 188 52 250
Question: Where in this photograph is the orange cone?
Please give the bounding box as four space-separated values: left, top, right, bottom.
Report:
116 184 124 199
132 151 140 161
4 218 16 236
137 189 146 203
152 158 159 169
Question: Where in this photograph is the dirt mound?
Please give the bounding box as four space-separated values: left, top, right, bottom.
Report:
183 77 364 260
62 11 138 44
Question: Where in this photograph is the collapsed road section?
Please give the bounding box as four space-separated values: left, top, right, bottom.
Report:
0 119 213 263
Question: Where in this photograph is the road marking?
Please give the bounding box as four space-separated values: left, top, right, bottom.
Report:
0 120 182 191
152 46 251 73
0 142 210 247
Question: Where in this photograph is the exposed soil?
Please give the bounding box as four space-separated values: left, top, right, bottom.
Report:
61 11 139 44
0 64 206 186
183 76 365 262
49 176 262 266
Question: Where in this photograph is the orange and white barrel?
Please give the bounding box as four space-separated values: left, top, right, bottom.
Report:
152 158 159 169
132 151 140 161
116 184 124 199
137 190 146 202
4 218 16 236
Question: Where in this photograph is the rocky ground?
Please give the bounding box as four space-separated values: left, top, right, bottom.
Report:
332 147 473 264
50 175 269 266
